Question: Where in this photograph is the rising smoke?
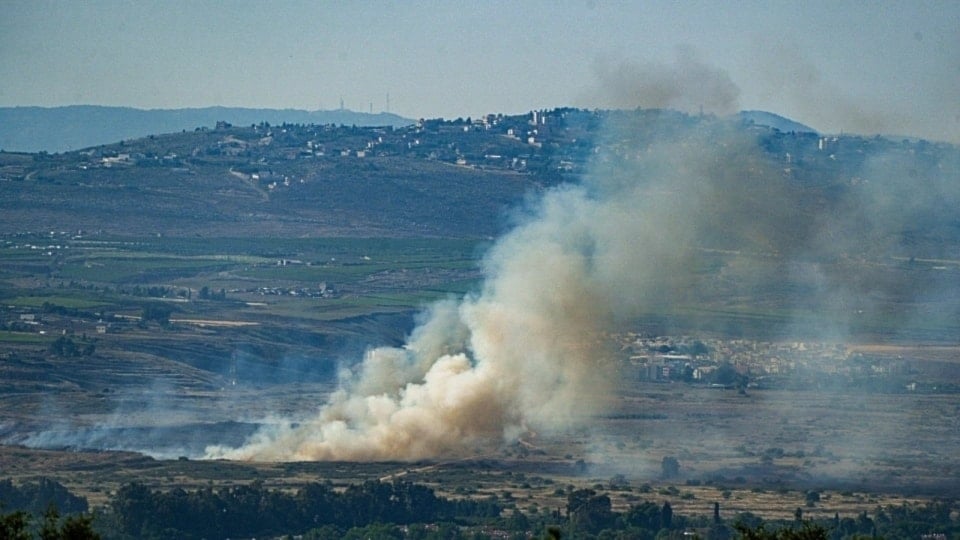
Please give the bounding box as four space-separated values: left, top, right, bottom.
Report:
751 39 960 144
580 47 741 115
205 95 960 462
205 119 829 462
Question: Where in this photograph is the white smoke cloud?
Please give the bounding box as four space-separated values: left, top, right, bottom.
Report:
205 110 792 462
206 106 960 463
205 184 625 461
203 116 781 462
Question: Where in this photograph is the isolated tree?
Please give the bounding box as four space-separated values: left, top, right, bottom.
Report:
661 501 673 529
49 336 77 357
567 489 614 534
690 340 710 356
661 456 680 479
623 501 661 531
712 362 741 386
140 304 172 325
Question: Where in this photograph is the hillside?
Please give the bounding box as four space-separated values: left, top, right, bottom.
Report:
1 107 959 477
734 110 817 134
1 107 958 249
0 105 414 153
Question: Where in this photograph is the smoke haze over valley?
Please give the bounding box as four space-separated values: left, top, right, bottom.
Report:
1 101 958 503
191 112 960 465
2 4 960 536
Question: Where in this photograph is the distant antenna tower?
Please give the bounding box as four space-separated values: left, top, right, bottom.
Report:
386 93 390 114
228 352 237 387
369 102 373 114
339 97 344 111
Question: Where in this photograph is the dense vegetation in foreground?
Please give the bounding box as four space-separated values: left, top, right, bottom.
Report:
2 477 957 539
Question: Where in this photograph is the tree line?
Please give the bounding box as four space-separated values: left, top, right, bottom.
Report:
102 479 500 539
2 477 957 539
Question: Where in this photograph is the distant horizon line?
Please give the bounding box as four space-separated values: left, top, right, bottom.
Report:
4 103 950 144
0 103 411 115
0 102 792 119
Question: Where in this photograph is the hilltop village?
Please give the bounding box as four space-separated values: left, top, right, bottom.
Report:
4 106 958 242
5 107 951 191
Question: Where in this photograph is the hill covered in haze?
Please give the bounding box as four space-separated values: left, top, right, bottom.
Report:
735 110 817 134
1 107 958 254
0 105 414 153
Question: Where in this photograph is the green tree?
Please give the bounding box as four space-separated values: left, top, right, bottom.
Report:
567 489 614 534
508 508 530 532
49 337 77 357
623 501 661 531
661 456 680 479
342 523 403 540
40 506 61 540
733 521 828 540
0 506 99 540
712 362 742 386
660 501 673 529
140 304 172 325
0 510 31 540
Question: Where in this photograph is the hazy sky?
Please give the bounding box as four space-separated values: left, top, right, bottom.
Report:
2 0 958 142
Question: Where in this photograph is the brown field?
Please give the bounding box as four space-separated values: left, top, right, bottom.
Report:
1 373 956 523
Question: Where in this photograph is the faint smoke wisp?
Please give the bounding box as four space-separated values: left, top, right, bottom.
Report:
581 47 741 115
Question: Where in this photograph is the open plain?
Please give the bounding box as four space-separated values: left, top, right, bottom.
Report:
2 112 960 537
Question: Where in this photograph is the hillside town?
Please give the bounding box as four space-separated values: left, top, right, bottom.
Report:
615 332 960 393
5 107 953 192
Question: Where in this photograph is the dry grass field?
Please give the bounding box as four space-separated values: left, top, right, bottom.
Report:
1 366 956 523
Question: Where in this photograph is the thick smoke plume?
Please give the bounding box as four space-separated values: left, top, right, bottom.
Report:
205 180 632 460
207 109 959 462
205 120 792 462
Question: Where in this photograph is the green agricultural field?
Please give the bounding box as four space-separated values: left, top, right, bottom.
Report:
6 295 111 309
0 330 54 344
56 256 237 283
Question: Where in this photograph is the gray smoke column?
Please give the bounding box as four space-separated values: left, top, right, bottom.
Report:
204 118 788 462
204 182 626 460
581 47 741 115
206 111 957 462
